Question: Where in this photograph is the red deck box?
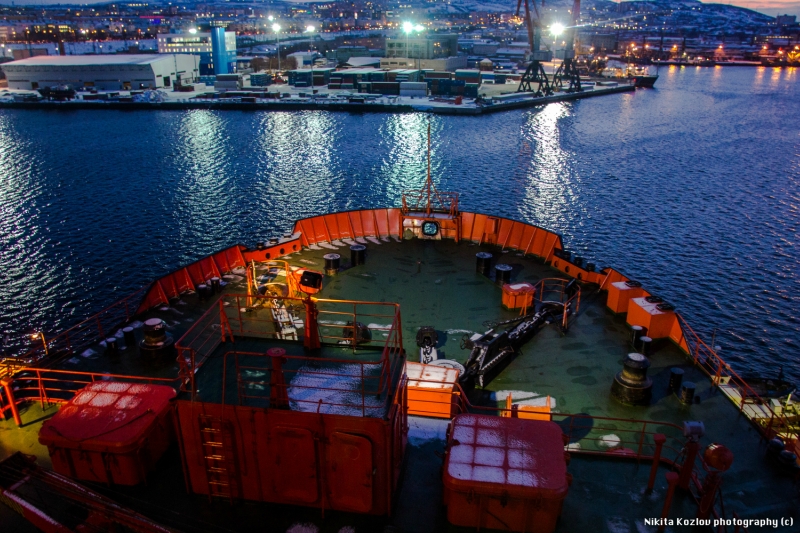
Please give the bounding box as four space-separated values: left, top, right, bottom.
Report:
39 381 176 485
443 414 570 532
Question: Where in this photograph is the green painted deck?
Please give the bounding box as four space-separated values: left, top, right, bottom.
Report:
1 237 797 532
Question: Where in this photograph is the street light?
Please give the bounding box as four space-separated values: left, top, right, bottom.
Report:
550 23 565 37
402 22 424 68
306 25 316 91
272 23 281 75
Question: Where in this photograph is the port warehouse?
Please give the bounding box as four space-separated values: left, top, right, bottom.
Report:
1 54 200 91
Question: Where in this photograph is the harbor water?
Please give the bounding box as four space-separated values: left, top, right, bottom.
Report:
0 65 798 382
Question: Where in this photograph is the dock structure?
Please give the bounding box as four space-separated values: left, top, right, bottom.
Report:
0 84 635 115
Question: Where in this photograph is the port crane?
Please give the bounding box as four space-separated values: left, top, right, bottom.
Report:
516 0 553 96
552 0 583 92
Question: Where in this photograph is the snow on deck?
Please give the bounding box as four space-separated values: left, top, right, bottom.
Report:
287 363 385 417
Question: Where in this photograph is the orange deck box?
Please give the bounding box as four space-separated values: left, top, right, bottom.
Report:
39 381 176 485
405 362 459 418
443 414 570 533
606 281 645 313
502 282 536 310
626 297 677 339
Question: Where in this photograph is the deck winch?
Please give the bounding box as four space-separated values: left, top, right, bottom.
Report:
459 280 579 388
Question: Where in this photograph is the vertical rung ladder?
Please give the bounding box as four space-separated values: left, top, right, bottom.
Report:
198 415 237 503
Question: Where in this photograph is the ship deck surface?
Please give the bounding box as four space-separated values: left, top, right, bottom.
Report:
1 237 797 532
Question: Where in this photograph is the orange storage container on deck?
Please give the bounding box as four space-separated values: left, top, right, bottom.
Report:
606 280 645 313
38 382 176 485
626 297 677 339
443 414 569 533
502 282 535 310
405 362 459 418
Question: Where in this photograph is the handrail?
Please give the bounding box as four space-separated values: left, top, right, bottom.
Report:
0 285 149 377
677 313 799 444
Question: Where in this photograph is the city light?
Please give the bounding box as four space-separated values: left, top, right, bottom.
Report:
550 23 565 36
188 28 197 34
272 23 281 32
402 21 413 34
306 25 315 33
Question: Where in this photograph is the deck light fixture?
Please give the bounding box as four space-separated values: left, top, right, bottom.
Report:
31 332 48 355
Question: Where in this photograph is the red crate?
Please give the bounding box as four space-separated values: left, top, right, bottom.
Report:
443 414 570 532
39 381 176 485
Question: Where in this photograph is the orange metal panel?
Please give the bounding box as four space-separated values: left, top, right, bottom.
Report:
336 212 354 239
160 276 179 300
626 297 677 339
530 228 550 258
311 217 330 243
271 426 319 503
669 317 689 352
326 432 373 513
606 281 644 314
505 221 526 251
460 211 475 241
350 211 364 237
375 209 390 238
521 225 538 255
360 210 377 237
297 219 314 247
496 218 513 247
323 214 342 241
471 214 487 242
405 363 458 418
387 208 402 237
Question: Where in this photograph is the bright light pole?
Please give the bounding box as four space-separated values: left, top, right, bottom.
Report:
550 23 565 74
402 22 425 68
272 22 282 75
306 25 316 90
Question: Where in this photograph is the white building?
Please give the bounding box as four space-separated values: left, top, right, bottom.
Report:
1 54 200 91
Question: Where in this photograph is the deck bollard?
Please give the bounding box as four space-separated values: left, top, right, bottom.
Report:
647 433 667 492
1 378 22 426
658 472 680 533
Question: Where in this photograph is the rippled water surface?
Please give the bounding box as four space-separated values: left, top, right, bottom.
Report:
1 66 798 381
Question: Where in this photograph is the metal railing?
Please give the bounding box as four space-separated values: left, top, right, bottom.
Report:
225 349 401 418
0 367 178 426
677 314 799 443
175 293 403 395
532 277 581 329
0 286 149 377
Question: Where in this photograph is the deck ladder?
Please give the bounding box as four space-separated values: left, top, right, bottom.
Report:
198 414 237 503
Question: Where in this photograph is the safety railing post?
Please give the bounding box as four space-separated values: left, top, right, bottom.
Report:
658 472 680 533
636 422 647 458
647 434 667 492
95 316 104 340
1 378 22 426
678 440 700 490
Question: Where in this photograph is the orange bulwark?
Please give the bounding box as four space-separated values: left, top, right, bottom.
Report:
405 362 460 418
443 414 570 533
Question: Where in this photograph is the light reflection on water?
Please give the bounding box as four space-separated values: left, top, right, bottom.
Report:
0 67 797 383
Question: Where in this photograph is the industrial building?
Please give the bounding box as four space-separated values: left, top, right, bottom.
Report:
1 55 200 91
157 30 236 75
385 34 458 60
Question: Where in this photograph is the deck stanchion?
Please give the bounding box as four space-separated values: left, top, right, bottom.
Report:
647 434 667 492
678 440 700 490
658 472 680 533
1 378 22 426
